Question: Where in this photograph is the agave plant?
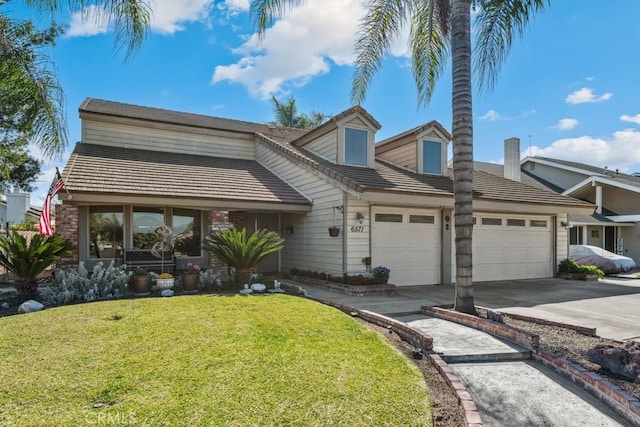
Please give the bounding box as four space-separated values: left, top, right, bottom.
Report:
203 228 284 284
0 231 73 294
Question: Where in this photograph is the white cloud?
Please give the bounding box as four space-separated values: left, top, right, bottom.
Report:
223 0 249 12
212 0 408 99
528 129 640 172
565 87 612 104
66 5 109 37
620 114 640 125
554 118 579 131
479 110 503 121
67 0 215 37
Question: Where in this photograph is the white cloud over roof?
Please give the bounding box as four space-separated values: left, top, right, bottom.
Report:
554 118 579 131
620 113 640 125
211 0 409 99
66 0 216 36
529 129 640 172
565 87 612 104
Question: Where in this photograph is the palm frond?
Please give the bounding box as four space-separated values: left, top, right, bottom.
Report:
203 228 284 271
105 0 150 60
410 0 450 107
251 0 304 40
473 0 549 95
351 0 410 105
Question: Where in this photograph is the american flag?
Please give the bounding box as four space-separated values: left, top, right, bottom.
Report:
38 168 65 237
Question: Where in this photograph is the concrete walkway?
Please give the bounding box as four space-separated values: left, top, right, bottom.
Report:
295 282 634 426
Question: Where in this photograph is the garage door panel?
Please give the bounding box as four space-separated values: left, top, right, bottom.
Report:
453 214 554 282
372 209 440 286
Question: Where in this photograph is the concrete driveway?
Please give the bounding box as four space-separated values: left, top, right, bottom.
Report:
298 277 640 341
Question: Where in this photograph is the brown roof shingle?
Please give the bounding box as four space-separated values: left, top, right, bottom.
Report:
258 136 593 207
63 143 311 206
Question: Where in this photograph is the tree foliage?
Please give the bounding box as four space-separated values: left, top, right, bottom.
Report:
203 228 284 282
0 230 73 294
270 96 326 129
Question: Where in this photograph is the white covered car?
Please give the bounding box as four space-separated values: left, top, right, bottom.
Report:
569 245 637 274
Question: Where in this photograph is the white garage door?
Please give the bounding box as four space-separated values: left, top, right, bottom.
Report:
372 209 441 286
452 214 553 282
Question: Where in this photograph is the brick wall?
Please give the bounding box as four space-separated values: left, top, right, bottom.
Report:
55 204 79 268
229 211 245 229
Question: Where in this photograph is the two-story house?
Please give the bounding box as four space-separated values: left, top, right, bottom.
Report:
57 98 594 286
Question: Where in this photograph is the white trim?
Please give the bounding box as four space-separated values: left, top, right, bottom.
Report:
520 157 604 177
605 215 640 223
562 175 640 197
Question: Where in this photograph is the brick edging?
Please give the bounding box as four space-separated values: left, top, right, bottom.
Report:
282 283 482 426
421 305 640 426
480 307 597 337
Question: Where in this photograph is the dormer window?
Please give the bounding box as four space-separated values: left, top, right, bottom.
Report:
422 139 442 174
344 127 368 166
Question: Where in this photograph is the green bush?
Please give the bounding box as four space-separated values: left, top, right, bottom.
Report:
0 231 73 294
203 228 283 284
558 259 604 278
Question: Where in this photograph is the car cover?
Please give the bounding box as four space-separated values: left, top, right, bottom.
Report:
569 245 637 274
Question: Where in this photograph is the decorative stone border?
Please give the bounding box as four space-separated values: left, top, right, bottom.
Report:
282 283 482 426
421 305 640 426
287 275 397 296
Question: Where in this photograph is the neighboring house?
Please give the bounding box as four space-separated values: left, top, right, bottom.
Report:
0 194 42 226
57 99 594 286
476 138 640 265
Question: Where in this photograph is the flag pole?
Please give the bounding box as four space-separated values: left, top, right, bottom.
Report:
56 167 72 200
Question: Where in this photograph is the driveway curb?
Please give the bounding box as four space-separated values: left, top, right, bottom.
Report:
422 305 640 426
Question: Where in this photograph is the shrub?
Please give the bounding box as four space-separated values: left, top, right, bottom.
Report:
558 259 604 278
0 231 72 294
203 228 283 283
38 261 130 305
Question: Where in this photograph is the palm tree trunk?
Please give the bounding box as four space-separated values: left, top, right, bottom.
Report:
451 0 476 315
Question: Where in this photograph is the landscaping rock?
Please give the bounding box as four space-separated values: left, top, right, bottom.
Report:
18 300 45 314
239 284 253 295
161 289 174 297
250 283 267 292
587 341 640 382
1 302 9 310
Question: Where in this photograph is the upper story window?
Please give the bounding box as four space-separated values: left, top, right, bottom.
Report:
344 127 368 166
422 139 442 174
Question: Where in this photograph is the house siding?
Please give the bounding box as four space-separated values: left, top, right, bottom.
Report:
377 141 417 171
256 143 345 275
556 213 568 271
524 162 588 191
346 197 370 273
304 129 337 162
83 119 255 159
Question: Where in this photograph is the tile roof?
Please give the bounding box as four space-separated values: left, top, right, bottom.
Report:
63 143 311 206
474 161 565 193
258 135 592 208
80 98 307 144
376 120 452 147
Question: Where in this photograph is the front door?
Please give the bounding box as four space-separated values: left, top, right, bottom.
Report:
246 213 280 274
605 226 616 253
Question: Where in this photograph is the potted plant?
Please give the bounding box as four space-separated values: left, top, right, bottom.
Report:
156 272 175 290
372 265 390 284
131 268 151 295
328 226 340 237
181 262 201 293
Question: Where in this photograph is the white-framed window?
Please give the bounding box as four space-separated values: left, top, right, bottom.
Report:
344 127 368 166
422 139 442 174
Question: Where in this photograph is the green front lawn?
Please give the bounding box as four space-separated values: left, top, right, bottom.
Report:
0 295 431 426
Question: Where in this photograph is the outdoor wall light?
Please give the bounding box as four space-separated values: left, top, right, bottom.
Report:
356 212 365 224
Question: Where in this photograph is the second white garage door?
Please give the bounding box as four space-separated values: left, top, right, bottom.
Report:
452 214 554 282
371 208 441 286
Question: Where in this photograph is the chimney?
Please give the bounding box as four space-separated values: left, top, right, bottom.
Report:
504 137 521 182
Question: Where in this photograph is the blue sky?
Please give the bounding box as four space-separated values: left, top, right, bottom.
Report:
7 0 640 206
